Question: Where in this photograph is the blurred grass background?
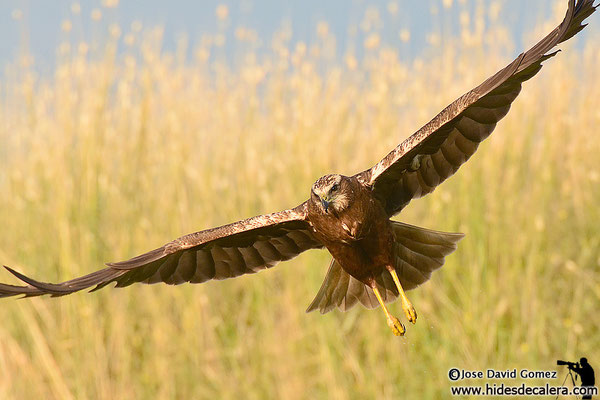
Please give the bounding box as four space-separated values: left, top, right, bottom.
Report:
0 1 599 399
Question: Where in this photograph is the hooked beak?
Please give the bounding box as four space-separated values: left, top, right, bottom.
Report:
320 198 330 213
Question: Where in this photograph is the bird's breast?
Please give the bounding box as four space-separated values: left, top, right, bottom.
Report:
308 192 395 283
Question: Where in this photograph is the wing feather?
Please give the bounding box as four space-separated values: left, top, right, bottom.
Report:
0 202 323 297
356 0 597 216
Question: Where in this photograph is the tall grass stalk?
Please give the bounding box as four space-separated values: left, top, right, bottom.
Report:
0 4 598 399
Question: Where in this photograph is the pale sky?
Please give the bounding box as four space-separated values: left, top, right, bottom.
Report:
0 0 596 74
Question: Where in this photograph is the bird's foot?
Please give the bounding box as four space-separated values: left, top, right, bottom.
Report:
387 315 406 336
387 267 418 325
402 301 418 324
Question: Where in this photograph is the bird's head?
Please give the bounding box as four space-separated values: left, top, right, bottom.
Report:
310 174 353 214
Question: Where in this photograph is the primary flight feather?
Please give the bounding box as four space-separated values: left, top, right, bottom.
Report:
1 0 597 336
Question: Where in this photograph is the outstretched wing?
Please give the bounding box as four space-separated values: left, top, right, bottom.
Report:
0 202 322 297
356 0 597 216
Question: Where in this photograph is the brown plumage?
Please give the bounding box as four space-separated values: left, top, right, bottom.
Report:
1 0 597 334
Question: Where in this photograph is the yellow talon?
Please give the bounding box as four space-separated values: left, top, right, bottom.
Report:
388 267 418 324
403 302 417 324
387 315 406 336
372 285 405 336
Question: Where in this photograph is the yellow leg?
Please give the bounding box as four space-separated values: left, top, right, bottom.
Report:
388 267 418 324
372 285 405 336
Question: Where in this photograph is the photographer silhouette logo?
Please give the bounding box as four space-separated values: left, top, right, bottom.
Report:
557 358 596 399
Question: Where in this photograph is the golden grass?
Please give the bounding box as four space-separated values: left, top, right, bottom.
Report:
0 3 599 399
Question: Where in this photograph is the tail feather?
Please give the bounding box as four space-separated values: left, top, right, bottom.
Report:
306 221 464 314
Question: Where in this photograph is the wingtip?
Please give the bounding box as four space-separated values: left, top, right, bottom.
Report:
2 265 70 295
4 265 27 281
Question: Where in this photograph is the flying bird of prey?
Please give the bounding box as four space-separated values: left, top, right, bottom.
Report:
1 0 597 336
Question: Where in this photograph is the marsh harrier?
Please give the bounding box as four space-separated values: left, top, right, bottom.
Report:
1 0 596 336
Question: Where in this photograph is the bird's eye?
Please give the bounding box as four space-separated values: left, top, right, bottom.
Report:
331 183 339 192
